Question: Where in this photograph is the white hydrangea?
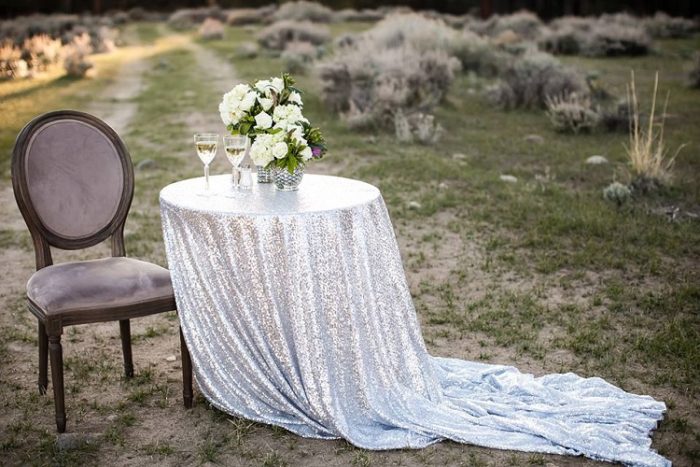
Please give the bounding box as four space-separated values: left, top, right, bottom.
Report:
273 104 308 131
219 83 256 126
249 132 284 167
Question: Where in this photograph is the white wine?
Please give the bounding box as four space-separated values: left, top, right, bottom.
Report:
196 142 217 165
225 146 245 167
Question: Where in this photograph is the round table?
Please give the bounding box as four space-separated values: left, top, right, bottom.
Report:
159 174 668 466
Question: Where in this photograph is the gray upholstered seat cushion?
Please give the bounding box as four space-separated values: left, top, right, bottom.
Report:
27 257 174 315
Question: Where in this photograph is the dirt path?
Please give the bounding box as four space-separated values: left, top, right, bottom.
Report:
180 39 238 136
87 57 150 137
84 25 150 136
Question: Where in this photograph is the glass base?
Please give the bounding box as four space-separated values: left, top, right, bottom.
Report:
257 166 274 183
273 166 304 191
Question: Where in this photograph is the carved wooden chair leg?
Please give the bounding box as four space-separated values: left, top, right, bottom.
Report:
38 321 48 395
48 333 66 433
180 327 193 408
119 319 134 378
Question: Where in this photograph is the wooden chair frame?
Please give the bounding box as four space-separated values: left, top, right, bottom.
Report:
11 110 193 432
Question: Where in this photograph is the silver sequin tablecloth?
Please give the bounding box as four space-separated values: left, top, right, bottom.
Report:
160 174 668 467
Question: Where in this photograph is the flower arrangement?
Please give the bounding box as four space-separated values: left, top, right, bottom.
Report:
219 73 326 174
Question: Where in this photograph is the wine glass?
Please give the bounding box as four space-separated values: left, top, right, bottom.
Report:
194 133 218 195
223 135 248 194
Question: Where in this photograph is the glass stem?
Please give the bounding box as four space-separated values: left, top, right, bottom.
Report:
232 167 239 189
204 164 210 191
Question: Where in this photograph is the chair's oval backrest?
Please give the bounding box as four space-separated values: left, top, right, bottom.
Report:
11 110 134 250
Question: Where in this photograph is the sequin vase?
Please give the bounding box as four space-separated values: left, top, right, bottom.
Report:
257 166 273 183
273 166 304 191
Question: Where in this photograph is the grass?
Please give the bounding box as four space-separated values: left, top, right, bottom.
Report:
0 19 698 467
626 70 681 184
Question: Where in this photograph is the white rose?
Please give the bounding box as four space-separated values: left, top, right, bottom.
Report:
258 96 273 111
300 146 312 161
241 91 257 111
272 142 288 159
273 105 308 130
270 77 284 93
288 91 303 106
254 79 270 93
254 111 273 129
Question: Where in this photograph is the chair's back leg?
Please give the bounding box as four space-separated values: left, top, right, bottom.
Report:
180 327 193 408
48 333 66 433
38 321 48 394
119 320 134 378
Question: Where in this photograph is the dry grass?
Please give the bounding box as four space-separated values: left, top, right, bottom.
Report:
625 71 684 185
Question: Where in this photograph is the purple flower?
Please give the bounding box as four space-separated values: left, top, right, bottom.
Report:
311 146 323 158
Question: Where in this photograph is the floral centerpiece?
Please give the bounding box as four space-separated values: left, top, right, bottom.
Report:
219 73 326 189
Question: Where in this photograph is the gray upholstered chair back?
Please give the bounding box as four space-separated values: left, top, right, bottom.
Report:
12 110 134 260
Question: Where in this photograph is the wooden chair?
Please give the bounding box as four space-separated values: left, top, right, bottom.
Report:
11 110 193 433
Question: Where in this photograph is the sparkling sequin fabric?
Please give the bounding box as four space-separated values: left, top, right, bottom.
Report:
160 174 669 467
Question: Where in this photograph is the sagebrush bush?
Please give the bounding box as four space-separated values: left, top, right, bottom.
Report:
395 110 443 145
363 13 504 75
479 11 545 40
452 30 507 76
0 42 24 79
236 41 259 59
543 14 656 57
281 41 317 74
367 13 460 53
423 11 469 29
257 20 330 50
539 22 587 55
126 7 146 21
226 5 276 26
644 12 695 38
600 99 632 132
167 7 225 30
583 24 651 57
603 182 632 206
21 34 62 72
110 11 129 25
333 8 384 22
318 39 459 129
546 93 599 133
0 13 119 54
63 32 93 78
489 49 588 109
199 18 224 40
272 1 333 23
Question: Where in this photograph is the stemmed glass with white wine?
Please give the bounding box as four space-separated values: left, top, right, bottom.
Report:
223 135 248 196
194 133 219 195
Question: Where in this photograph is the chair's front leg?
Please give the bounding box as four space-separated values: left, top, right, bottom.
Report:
119 320 134 378
48 333 66 433
38 321 48 394
180 327 193 408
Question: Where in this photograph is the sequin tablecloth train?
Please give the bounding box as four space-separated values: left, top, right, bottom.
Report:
160 174 669 467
